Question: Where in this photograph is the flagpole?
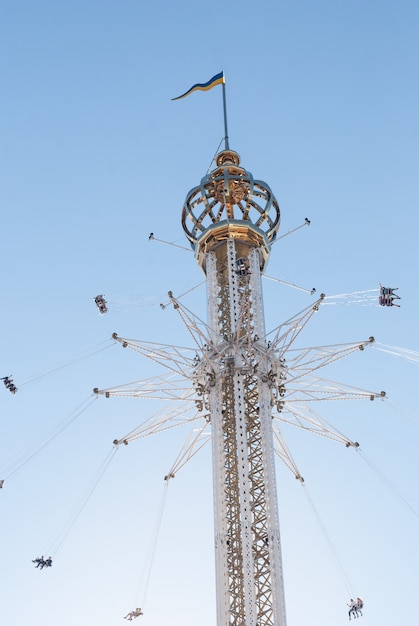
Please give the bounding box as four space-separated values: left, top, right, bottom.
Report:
222 79 230 150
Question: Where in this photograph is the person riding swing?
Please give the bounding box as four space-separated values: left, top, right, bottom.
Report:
123 607 143 620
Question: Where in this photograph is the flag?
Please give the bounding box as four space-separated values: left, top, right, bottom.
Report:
172 71 225 101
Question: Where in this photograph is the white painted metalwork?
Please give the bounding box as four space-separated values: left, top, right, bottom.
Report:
190 197 288 626
94 148 386 626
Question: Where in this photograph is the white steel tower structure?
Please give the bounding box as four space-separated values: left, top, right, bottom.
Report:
181 147 286 626
94 74 385 626
96 139 384 626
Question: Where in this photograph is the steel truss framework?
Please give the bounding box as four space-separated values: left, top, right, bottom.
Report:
95 248 384 626
94 149 385 626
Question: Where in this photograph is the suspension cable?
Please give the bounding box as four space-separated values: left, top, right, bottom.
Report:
133 481 169 610
19 341 114 389
45 446 119 558
2 395 98 482
356 448 419 519
302 483 355 598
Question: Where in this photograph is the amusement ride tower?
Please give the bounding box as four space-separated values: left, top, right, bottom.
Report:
95 76 385 626
180 147 286 626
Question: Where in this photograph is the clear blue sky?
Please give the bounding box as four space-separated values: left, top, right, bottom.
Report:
1 1 418 625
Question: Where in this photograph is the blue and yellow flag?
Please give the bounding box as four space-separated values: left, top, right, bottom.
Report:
172 71 225 101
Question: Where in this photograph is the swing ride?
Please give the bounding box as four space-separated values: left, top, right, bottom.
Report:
348 597 364 620
32 556 53 570
3 147 410 625
94 294 108 315
1 375 18 394
379 283 401 307
1 79 414 626
123 607 143 621
89 122 407 624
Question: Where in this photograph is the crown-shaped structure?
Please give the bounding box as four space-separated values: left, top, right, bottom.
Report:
181 149 280 272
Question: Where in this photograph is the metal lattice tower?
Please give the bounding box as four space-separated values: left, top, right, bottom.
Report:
95 143 385 625
182 148 285 626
